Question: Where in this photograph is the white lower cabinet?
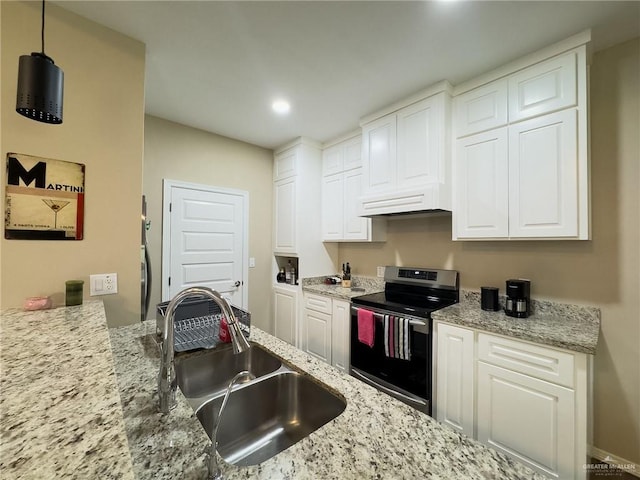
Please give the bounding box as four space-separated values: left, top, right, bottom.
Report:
477 362 575 479
273 286 298 346
331 299 350 372
303 293 350 372
435 323 475 437
434 321 588 480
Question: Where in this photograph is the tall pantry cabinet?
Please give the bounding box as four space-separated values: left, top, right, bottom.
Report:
272 138 337 346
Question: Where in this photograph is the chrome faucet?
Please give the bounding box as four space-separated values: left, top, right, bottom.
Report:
158 286 251 414
207 370 256 480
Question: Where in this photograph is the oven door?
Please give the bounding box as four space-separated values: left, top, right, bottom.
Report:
349 304 432 415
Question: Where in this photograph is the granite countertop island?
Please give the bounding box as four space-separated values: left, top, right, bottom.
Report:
0 300 134 479
2 299 544 479
110 318 543 479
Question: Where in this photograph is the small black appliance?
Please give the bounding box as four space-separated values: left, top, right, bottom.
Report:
505 279 531 318
481 287 500 311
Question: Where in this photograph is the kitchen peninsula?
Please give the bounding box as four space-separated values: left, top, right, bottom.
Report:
1 300 543 479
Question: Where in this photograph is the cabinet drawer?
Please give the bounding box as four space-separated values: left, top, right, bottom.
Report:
304 294 332 315
478 333 574 388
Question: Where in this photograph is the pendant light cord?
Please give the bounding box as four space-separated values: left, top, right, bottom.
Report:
41 0 46 55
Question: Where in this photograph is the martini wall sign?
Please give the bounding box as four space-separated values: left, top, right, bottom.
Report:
5 153 85 240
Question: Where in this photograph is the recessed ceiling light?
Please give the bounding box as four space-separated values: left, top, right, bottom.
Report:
272 99 291 115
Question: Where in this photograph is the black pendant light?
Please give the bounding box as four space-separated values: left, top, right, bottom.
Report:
16 0 64 124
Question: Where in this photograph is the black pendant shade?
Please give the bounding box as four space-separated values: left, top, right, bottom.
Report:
15 0 64 125
16 52 64 124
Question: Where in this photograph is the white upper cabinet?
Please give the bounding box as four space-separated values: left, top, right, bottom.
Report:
454 128 509 239
453 37 590 241
509 52 577 122
322 134 386 242
274 147 298 181
509 110 579 238
454 78 508 138
362 115 397 193
360 84 452 216
273 176 297 252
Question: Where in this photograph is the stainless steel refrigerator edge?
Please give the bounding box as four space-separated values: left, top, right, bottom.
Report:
141 195 152 321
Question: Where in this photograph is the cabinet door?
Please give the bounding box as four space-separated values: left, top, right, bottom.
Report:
274 147 298 181
397 96 441 189
331 299 350 373
322 174 344 241
362 114 396 193
509 51 577 123
508 109 578 238
454 128 509 239
343 136 363 171
322 144 343 176
343 168 369 241
435 323 475 437
274 287 298 346
273 177 297 252
304 308 331 364
477 362 575 479
454 78 508 137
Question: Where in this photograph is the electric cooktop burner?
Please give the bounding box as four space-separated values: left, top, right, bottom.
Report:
351 266 459 318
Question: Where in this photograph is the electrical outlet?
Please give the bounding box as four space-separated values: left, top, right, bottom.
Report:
377 266 385 278
90 273 118 296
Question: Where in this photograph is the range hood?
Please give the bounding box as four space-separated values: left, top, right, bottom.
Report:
358 184 451 217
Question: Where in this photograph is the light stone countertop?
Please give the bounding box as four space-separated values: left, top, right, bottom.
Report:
301 275 384 300
109 319 543 480
432 291 601 355
303 277 600 355
0 300 135 480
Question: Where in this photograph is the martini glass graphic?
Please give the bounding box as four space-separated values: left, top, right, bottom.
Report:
42 199 71 229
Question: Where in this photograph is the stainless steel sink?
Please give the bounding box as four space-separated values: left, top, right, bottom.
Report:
195 371 347 466
174 342 281 401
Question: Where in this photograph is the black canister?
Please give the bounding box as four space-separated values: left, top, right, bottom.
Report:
481 287 500 311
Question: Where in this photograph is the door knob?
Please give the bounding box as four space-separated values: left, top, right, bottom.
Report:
234 281 241 287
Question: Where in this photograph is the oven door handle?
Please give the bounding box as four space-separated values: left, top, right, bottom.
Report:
350 306 427 327
351 368 427 407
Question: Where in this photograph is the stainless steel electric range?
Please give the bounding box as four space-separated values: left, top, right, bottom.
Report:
350 266 459 415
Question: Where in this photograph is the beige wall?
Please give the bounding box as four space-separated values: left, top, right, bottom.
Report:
340 38 640 463
0 2 145 326
143 115 274 332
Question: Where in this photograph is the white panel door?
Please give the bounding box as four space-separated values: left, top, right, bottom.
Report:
454 128 509 239
435 323 475 437
477 362 575 479
321 174 344 241
169 185 245 305
362 114 396 193
508 109 578 238
343 168 369 240
508 52 577 122
397 97 440 189
331 299 350 372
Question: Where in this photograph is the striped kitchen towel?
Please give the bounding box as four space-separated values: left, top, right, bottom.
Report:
384 315 411 360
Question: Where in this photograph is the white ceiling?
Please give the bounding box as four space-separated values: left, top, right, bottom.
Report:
55 1 640 149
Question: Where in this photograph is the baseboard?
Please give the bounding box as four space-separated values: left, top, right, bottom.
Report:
589 446 639 478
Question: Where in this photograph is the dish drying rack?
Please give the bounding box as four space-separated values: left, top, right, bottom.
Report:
156 298 250 352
